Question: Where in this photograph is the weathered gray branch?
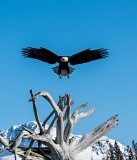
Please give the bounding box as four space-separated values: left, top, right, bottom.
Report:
29 90 44 134
42 110 54 127
15 147 48 160
70 114 118 156
42 95 68 128
11 130 31 151
0 136 9 147
24 140 34 160
64 103 96 144
38 142 52 159
72 102 89 115
46 115 57 134
29 91 62 116
56 95 64 146
14 149 17 160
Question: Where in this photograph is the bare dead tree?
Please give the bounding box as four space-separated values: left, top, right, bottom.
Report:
0 90 118 160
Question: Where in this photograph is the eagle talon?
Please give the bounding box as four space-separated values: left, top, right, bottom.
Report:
67 74 70 78
59 74 62 79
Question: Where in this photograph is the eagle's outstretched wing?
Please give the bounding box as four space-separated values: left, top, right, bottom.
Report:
69 48 109 65
22 47 60 64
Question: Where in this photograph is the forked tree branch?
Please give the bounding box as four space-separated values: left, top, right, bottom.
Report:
29 91 62 116
42 110 54 127
64 104 96 144
70 114 118 155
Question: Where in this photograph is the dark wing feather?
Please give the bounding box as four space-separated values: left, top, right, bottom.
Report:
69 48 109 65
21 47 60 64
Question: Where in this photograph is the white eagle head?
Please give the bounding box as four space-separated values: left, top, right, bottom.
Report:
61 57 69 62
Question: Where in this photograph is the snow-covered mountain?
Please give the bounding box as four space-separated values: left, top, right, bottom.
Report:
0 121 129 160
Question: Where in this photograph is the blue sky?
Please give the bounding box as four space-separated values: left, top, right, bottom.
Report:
0 0 137 146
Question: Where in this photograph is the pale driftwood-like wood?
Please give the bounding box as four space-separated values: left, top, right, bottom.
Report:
29 90 45 134
70 114 118 156
0 137 9 147
0 90 118 160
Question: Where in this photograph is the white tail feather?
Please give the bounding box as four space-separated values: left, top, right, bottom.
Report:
52 65 75 76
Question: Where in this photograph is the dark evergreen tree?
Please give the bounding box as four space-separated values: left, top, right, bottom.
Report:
106 143 115 160
132 140 137 160
128 148 134 160
106 141 124 160
114 141 124 160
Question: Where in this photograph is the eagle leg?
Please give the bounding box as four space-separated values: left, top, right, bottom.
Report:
59 74 62 79
67 74 70 78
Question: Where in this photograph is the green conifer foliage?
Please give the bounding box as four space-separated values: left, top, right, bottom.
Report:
132 140 137 160
106 143 115 160
128 148 134 160
106 141 123 160
114 141 124 160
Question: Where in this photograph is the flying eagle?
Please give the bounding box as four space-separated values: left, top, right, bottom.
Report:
22 47 109 78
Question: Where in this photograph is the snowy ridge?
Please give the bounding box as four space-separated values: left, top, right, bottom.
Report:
0 121 129 160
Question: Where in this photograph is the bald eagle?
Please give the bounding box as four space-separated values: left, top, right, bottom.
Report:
22 47 109 78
